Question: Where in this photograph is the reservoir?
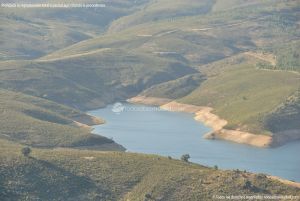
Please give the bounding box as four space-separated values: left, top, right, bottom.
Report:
89 103 300 182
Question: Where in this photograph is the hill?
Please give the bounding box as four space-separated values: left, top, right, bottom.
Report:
0 0 300 199
180 55 300 135
0 49 196 110
0 89 123 150
0 139 299 201
0 0 299 147
0 0 151 60
139 53 300 146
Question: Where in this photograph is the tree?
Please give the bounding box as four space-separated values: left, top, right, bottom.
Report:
214 165 218 170
181 154 190 162
22 147 31 157
144 193 152 201
244 180 252 189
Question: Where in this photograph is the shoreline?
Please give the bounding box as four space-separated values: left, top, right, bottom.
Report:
128 96 300 187
160 101 272 148
267 176 300 189
72 114 125 151
72 113 106 131
127 96 300 148
93 96 300 188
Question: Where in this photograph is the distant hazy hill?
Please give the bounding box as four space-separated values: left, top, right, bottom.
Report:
0 0 150 59
1 0 299 138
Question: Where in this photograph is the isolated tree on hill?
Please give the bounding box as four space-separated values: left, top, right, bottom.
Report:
145 193 152 200
21 147 31 157
244 180 252 189
181 154 190 162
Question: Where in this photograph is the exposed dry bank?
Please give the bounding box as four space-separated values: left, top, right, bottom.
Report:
128 96 299 148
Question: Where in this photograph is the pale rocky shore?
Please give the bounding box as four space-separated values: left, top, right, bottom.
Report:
267 176 300 189
129 96 300 188
160 101 272 148
128 96 300 148
73 114 105 130
73 114 125 151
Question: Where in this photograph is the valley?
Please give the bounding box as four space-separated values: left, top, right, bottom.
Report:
0 0 300 200
90 103 300 182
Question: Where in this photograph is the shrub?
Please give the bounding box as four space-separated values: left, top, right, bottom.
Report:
181 154 190 162
145 193 152 200
21 147 31 157
244 180 252 189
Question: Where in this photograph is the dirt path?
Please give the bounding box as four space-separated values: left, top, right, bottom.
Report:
188 17 265 33
257 68 300 76
244 51 277 66
37 48 111 62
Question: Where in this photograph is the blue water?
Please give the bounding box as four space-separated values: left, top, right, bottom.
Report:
89 103 300 182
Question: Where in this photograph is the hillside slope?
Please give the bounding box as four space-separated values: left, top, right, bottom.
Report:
0 0 151 60
139 53 300 146
0 49 196 110
1 0 299 147
0 89 123 150
0 139 299 201
0 1 300 200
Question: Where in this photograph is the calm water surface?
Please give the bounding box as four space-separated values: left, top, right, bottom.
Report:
89 103 300 182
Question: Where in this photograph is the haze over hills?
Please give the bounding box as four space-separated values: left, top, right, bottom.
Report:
0 0 300 200
0 0 151 59
1 0 299 144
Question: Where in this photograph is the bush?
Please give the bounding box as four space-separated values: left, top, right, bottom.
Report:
235 169 240 173
145 193 152 200
21 147 31 157
181 154 190 162
244 180 252 189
